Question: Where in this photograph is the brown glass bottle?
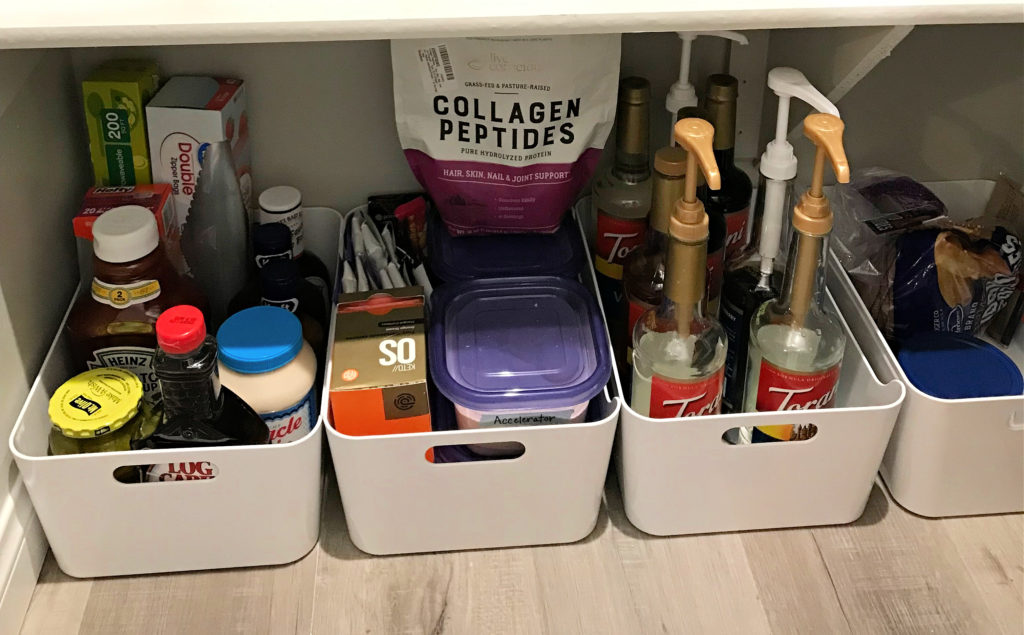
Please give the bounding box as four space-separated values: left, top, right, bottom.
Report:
700 74 753 314
66 206 207 402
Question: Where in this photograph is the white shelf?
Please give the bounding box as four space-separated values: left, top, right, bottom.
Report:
2 0 1021 49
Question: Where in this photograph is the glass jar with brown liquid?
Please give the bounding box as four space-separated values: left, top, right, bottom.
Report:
66 205 207 403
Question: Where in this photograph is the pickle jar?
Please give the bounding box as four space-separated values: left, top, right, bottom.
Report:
48 368 159 482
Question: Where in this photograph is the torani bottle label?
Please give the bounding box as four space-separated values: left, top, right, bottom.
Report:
595 212 646 281
649 367 724 418
723 207 750 263
755 361 840 411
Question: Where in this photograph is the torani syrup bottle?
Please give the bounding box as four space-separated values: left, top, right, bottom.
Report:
742 113 850 442
593 77 652 377
631 118 726 418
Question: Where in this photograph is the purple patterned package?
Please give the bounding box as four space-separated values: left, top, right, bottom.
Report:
392 36 620 236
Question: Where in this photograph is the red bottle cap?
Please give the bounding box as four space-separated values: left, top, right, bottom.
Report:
156 305 207 354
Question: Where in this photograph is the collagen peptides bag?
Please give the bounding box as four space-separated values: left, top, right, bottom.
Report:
392 36 620 235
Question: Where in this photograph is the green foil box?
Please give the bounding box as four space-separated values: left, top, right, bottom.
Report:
83 60 160 186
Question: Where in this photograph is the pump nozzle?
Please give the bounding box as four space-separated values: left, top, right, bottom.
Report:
757 68 839 279
667 118 721 337
788 112 849 328
667 31 749 145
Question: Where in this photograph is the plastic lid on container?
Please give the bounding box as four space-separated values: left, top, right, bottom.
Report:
428 214 584 282
92 205 160 263
156 305 207 355
259 186 302 213
897 332 1023 399
429 276 611 412
217 306 302 374
48 368 143 438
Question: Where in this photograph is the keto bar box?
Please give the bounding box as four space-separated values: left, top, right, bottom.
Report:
146 76 252 228
330 287 431 438
82 59 160 186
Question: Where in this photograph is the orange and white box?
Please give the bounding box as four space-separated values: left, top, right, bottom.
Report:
330 286 431 437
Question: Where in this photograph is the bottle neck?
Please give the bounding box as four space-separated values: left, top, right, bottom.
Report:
706 94 737 154
93 248 169 284
713 146 736 170
649 171 686 236
663 235 707 335
613 100 650 181
778 228 830 329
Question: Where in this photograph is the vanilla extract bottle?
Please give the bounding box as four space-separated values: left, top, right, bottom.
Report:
742 113 850 442
593 77 653 375
631 118 726 418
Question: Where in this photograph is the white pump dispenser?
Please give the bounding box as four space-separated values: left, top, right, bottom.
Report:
665 31 749 145
756 67 839 279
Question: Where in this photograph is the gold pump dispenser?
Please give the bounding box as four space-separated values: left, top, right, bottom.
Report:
787 113 849 328
667 118 721 337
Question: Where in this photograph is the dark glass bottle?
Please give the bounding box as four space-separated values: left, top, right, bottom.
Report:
259 259 327 357
258 186 332 310
720 267 782 413
700 74 753 315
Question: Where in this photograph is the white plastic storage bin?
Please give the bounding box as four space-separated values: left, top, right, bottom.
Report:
8 207 341 578
615 291 905 536
325 212 619 555
829 179 1024 518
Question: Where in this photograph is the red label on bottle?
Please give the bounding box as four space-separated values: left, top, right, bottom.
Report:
706 247 724 310
755 360 840 411
724 207 750 263
595 212 646 280
627 298 651 341
649 367 724 418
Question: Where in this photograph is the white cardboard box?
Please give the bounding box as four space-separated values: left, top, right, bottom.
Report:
146 76 253 225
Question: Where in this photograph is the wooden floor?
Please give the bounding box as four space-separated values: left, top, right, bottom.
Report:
20 473 1023 635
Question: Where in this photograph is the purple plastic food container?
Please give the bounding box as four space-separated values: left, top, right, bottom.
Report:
429 276 611 456
428 213 585 282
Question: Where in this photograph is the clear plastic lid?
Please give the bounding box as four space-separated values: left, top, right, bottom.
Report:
429 276 611 412
428 214 584 282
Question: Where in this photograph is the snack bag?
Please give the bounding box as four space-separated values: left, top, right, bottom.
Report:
894 225 1020 338
392 36 620 236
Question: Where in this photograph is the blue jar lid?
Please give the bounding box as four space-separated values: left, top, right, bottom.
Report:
428 213 584 282
897 332 1023 399
217 306 303 374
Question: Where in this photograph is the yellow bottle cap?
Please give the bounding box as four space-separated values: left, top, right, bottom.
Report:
48 369 143 439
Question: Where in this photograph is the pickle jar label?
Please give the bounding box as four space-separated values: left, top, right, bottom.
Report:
649 367 724 418
595 212 646 280
755 361 840 411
